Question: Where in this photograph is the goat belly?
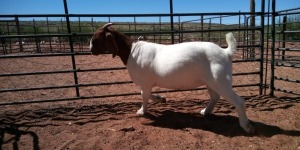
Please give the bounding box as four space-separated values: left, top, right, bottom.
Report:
154 66 206 89
152 52 208 89
156 78 205 90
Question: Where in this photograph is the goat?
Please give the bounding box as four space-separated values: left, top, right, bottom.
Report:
137 36 146 41
15 41 25 45
90 23 254 133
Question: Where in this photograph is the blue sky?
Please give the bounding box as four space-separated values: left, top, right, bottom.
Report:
0 0 299 23
0 0 298 14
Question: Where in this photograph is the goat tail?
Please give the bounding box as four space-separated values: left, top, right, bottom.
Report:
225 32 237 56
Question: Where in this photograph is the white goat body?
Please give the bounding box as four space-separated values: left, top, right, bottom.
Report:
90 23 254 133
128 41 232 90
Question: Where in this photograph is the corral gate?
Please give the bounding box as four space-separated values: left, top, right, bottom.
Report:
269 2 300 96
0 0 299 106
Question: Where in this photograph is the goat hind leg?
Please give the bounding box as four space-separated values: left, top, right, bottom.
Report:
206 81 254 133
219 89 254 133
201 87 220 116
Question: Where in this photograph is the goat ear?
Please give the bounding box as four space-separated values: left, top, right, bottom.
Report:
105 32 118 58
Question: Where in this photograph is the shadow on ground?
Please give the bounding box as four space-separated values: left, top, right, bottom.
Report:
143 109 300 137
0 95 299 149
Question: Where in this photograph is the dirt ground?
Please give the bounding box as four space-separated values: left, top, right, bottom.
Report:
0 44 300 149
0 94 299 150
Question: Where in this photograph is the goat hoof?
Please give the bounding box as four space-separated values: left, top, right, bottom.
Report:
136 109 147 116
242 122 255 134
200 108 211 116
160 96 166 103
200 109 206 115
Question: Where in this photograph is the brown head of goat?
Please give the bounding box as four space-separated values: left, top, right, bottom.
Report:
90 23 134 65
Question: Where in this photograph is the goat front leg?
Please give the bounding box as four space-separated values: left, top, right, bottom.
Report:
136 89 151 116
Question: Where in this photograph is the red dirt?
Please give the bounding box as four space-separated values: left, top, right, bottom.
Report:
1 94 299 150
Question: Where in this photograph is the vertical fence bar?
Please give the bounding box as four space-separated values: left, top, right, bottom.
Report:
63 0 80 97
91 18 94 32
200 15 204 41
6 21 12 53
169 0 174 44
238 11 241 47
177 17 180 42
1 31 7 54
134 16 136 33
270 0 276 96
46 17 53 52
159 16 162 43
15 16 23 52
264 0 271 95
259 0 265 95
208 19 211 41
153 24 156 43
281 16 287 60
250 0 256 59
60 18 65 51
78 17 83 52
243 16 247 60
33 19 40 53
219 15 222 44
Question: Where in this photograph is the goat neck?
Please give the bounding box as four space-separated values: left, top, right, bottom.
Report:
108 29 134 65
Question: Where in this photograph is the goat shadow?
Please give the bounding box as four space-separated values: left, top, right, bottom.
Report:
143 110 300 137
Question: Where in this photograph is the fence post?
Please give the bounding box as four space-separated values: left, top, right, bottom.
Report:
159 16 162 43
6 21 12 53
63 0 80 97
219 15 222 45
78 17 83 52
259 0 265 95
200 15 204 41
208 19 211 41
59 18 65 51
46 17 53 52
281 16 287 60
15 16 23 52
270 0 276 96
250 0 256 59
33 19 41 53
169 0 174 44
